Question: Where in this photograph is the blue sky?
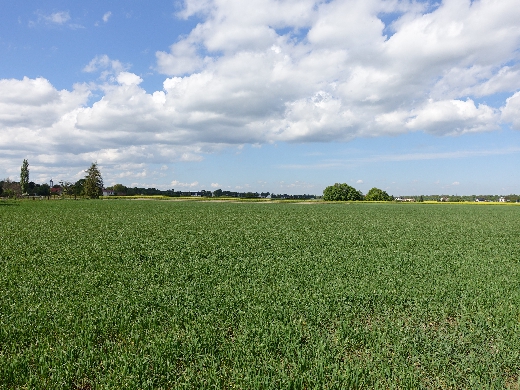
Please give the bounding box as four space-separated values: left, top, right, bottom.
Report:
1 0 520 195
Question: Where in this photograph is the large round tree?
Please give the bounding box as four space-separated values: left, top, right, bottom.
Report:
364 187 393 201
323 183 363 201
84 163 103 199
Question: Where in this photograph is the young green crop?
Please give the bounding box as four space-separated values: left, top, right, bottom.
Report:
0 200 519 388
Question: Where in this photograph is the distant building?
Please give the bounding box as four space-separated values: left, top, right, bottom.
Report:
103 189 115 196
395 197 415 202
50 186 62 195
499 197 507 202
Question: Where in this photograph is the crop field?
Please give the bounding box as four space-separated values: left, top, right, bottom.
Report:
1 200 520 389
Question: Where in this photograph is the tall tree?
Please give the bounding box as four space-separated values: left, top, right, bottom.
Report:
112 183 127 194
20 159 29 194
84 163 103 199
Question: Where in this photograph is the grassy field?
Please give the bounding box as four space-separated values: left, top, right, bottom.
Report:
1 200 519 389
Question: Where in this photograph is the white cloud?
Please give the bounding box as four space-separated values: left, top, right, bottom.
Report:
29 11 84 29
356 180 363 184
211 182 220 188
452 182 460 186
406 99 499 136
83 55 128 81
501 92 520 130
41 11 70 25
171 180 199 188
103 12 112 23
0 77 90 151
156 40 208 76
4 0 520 181
116 72 143 86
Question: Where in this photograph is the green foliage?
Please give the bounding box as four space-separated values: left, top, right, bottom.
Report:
83 162 103 199
1 201 520 388
35 183 50 196
323 182 363 201
1 179 21 198
112 183 127 194
20 159 29 194
364 187 393 201
73 179 85 198
59 181 75 198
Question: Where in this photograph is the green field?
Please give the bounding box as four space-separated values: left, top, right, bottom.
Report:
1 200 519 388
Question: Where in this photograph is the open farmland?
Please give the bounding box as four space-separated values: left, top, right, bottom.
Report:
1 200 520 389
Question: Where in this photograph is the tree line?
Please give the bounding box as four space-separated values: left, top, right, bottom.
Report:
3 160 517 202
104 186 317 199
1 161 104 199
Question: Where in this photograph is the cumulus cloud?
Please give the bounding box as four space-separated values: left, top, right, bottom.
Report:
406 99 499 135
103 12 112 23
83 55 129 82
157 40 208 76
4 0 520 181
501 92 520 130
116 72 143 86
0 77 90 150
153 0 520 142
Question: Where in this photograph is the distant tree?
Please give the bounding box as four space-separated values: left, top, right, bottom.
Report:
364 187 393 201
323 183 363 201
35 183 50 197
112 183 127 194
73 179 85 199
60 181 75 198
84 163 103 199
213 188 223 197
2 179 21 198
20 159 29 194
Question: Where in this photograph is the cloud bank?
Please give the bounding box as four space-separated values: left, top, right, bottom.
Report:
3 0 520 181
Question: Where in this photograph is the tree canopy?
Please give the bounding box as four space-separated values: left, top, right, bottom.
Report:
364 187 393 201
84 163 103 199
323 183 363 201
